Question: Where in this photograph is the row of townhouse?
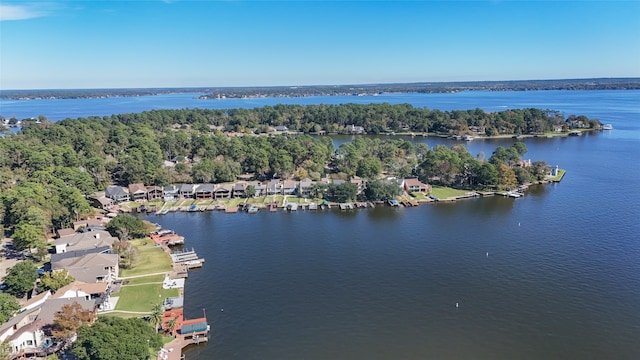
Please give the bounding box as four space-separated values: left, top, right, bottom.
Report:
101 177 359 204
0 223 118 358
100 177 431 205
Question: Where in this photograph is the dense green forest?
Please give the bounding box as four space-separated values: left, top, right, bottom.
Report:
2 77 638 99
0 104 588 243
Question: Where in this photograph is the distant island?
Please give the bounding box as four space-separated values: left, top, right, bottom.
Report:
1 77 639 100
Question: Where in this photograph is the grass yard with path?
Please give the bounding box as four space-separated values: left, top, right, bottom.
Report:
114 284 179 313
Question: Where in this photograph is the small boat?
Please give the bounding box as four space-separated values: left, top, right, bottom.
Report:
601 124 613 130
247 206 259 214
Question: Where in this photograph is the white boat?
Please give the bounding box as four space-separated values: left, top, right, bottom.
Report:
602 124 613 130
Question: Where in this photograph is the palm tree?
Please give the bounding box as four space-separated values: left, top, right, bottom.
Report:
149 304 163 333
166 317 177 336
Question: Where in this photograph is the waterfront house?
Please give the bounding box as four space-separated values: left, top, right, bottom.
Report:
89 192 114 210
350 176 365 194
214 184 233 199
250 181 266 197
179 184 197 199
128 183 147 202
233 181 248 198
147 186 164 201
297 178 314 197
266 180 283 195
164 185 180 202
52 252 119 283
283 180 298 195
50 281 108 302
195 184 214 200
105 186 130 203
346 124 365 134
403 178 431 193
54 230 116 254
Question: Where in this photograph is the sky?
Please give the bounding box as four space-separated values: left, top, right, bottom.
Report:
1 0 639 90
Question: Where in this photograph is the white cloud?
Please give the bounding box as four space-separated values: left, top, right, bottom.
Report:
0 4 50 21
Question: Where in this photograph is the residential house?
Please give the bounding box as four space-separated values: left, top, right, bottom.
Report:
52 252 119 283
250 181 266 197
89 192 114 210
346 124 365 134
214 184 233 199
350 176 365 194
233 181 248 198
195 184 214 200
128 183 148 202
146 186 164 201
179 184 197 199
164 185 180 202
50 281 109 302
105 186 130 203
297 178 314 197
53 230 116 254
403 178 431 193
282 180 298 195
56 228 76 238
274 125 288 132
266 180 283 195
0 298 96 359
72 218 105 231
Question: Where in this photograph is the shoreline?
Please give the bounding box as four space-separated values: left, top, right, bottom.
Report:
118 178 563 216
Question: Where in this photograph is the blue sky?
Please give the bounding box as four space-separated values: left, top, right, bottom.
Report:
1 0 639 89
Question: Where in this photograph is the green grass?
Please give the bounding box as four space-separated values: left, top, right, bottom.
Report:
119 240 172 278
429 186 471 199
410 192 427 200
547 168 566 182
123 274 165 285
113 284 179 312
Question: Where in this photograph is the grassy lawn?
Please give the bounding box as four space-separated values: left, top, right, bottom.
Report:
123 274 165 285
410 192 427 200
119 240 172 278
430 186 471 199
113 284 179 312
547 168 566 182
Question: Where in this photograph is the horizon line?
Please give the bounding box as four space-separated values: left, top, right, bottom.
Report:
2 77 640 92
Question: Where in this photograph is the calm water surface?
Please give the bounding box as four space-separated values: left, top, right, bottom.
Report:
5 90 640 359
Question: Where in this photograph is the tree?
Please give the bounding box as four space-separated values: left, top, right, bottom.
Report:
11 222 45 251
148 304 163 333
51 301 96 340
0 293 20 324
363 179 402 201
325 182 358 203
112 240 137 269
39 270 75 293
106 214 146 239
497 163 518 189
0 340 12 360
73 317 162 360
3 260 38 296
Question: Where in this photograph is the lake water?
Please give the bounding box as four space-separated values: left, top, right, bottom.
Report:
4 90 640 359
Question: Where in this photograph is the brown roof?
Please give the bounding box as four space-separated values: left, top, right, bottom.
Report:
404 178 426 187
128 183 147 194
57 228 76 238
